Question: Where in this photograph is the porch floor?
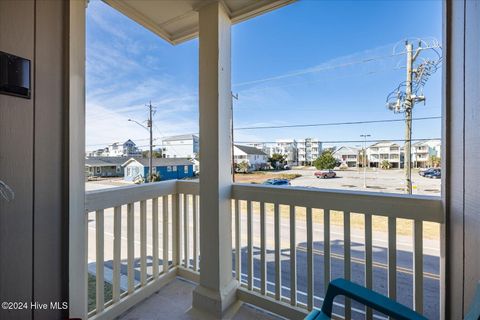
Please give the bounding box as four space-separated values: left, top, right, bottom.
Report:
118 277 284 320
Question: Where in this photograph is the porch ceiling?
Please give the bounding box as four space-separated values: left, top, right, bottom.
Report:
102 0 296 45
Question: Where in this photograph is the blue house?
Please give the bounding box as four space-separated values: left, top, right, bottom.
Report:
122 157 194 182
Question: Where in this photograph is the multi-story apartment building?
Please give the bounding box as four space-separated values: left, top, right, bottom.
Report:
267 139 298 165
297 138 322 166
367 141 403 168
412 139 441 168
161 134 199 159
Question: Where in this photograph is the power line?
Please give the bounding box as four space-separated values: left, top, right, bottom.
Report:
234 116 441 131
235 138 440 144
233 46 441 88
85 115 441 147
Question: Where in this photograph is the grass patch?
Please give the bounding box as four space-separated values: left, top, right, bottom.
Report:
235 201 440 240
88 273 114 313
234 172 302 184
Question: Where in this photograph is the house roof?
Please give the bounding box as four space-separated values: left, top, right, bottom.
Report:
85 157 129 167
122 157 194 167
333 146 359 155
368 141 400 148
162 134 198 142
102 0 296 45
235 145 268 156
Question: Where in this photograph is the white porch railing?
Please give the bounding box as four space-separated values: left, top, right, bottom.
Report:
85 180 199 320
85 180 443 320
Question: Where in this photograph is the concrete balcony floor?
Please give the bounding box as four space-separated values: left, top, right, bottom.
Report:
118 277 284 320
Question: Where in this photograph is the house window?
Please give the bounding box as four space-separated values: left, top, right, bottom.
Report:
167 166 172 172
173 166 177 172
152 167 157 173
184 165 188 172
127 167 131 176
96 167 101 174
116 166 121 173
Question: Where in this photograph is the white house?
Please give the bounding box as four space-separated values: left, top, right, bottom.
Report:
332 146 360 167
367 141 403 168
161 134 199 159
87 139 141 157
233 145 268 171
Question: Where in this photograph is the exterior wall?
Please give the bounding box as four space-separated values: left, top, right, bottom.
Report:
367 144 403 168
444 1 480 318
233 147 268 170
0 1 69 318
162 136 199 158
333 147 359 167
88 165 123 177
124 163 194 181
297 138 322 165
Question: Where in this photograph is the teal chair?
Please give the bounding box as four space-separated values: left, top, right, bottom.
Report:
305 278 427 320
306 279 480 320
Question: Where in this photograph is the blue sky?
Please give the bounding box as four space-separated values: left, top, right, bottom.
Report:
86 0 442 151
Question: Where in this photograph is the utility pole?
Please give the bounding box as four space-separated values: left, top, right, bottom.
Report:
386 40 439 194
128 101 156 183
404 43 414 194
360 134 371 188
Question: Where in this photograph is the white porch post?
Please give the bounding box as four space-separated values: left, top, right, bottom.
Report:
192 1 238 317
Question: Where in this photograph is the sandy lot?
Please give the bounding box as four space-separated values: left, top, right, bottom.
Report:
234 167 441 196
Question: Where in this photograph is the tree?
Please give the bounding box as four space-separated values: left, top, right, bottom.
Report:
269 153 286 169
313 151 336 170
142 150 162 158
380 160 392 170
235 161 250 173
428 155 441 168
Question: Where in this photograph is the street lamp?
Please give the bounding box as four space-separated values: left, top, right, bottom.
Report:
360 134 371 188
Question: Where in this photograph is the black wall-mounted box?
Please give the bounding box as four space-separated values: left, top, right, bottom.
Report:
0 51 31 99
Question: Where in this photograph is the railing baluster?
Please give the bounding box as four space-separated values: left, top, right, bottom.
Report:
184 194 189 268
162 196 169 273
193 195 198 271
388 216 397 300
127 203 135 294
413 220 423 313
290 205 297 306
260 202 266 295
152 198 159 279
306 207 313 311
247 200 253 290
344 211 351 319
235 199 241 281
172 194 180 266
324 209 331 296
274 203 281 300
140 200 147 286
112 206 121 303
96 209 104 313
365 214 373 320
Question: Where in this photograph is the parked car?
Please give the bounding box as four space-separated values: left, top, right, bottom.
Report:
263 178 290 186
314 170 336 179
419 168 439 177
424 169 441 179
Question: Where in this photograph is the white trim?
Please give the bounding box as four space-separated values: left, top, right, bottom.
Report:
69 1 87 318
